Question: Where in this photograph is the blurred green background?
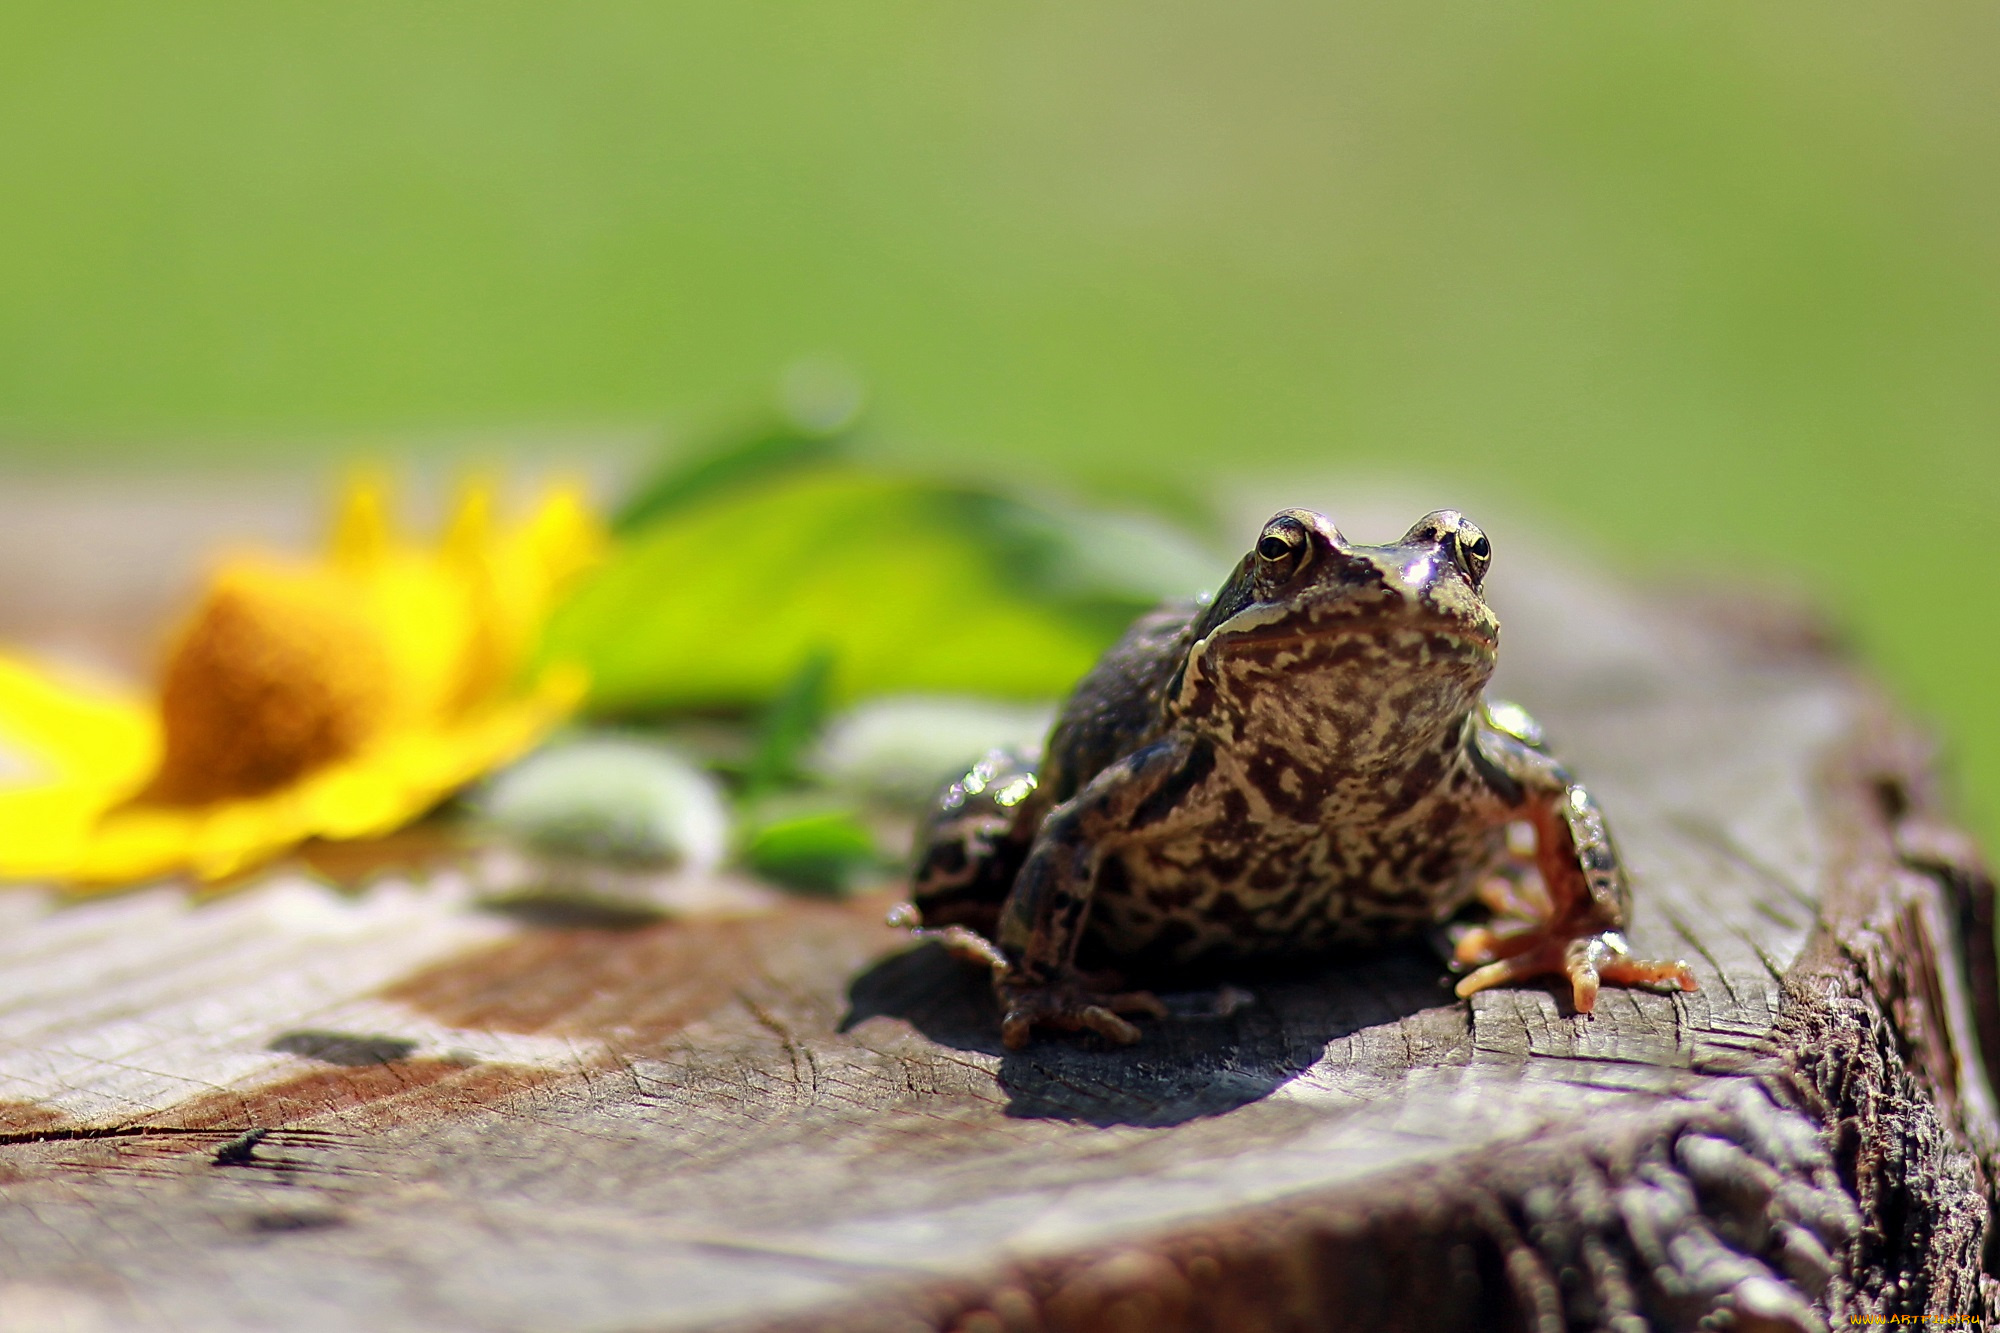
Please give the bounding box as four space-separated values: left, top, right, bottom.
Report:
1 3 1996 834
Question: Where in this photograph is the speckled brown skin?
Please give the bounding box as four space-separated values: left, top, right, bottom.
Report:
901 508 1696 1049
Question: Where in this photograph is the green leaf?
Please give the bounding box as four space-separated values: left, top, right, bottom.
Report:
741 807 881 896
742 647 836 797
546 469 1223 714
612 423 849 536
941 489 1228 609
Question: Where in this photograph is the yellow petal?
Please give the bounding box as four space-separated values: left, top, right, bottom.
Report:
0 655 156 881
0 654 156 788
518 482 606 593
330 472 397 569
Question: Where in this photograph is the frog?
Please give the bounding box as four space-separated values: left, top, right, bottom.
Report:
890 506 1696 1050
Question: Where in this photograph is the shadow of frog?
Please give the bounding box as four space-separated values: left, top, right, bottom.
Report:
842 940 1455 1127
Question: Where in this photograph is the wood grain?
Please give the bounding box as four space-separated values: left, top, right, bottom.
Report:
0 487 1994 1331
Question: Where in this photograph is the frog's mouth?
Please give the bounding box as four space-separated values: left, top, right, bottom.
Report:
1215 603 1497 656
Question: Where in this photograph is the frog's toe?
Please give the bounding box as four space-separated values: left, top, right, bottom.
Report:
1113 989 1170 1020
1000 1003 1141 1051
1599 952 1698 992
1452 942 1568 1003
997 984 1164 1050
932 925 1010 973
1565 933 1697 1010
1078 1005 1144 1045
889 906 1011 975
1450 921 1540 968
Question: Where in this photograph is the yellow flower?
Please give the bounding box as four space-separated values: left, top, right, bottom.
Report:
0 478 604 888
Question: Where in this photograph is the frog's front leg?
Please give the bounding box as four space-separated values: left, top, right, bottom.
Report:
991 740 1197 1049
1454 705 1697 1013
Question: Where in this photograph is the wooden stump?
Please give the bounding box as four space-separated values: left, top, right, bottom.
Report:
0 485 1995 1331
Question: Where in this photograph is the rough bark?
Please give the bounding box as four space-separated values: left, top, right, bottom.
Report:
0 484 1993 1332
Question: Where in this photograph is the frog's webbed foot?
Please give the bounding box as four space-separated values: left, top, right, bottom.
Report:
1459 723 1698 1014
1454 929 1696 1014
997 976 1167 1050
891 902 1166 1045
1450 857 1696 1014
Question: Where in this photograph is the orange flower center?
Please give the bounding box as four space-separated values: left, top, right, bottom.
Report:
144 569 393 805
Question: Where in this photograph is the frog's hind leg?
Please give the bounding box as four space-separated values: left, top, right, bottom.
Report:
1457 714 1696 1013
894 749 1043 943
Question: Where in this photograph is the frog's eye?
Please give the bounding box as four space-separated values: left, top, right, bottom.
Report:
1451 524 1492 588
1254 519 1310 576
1405 510 1491 588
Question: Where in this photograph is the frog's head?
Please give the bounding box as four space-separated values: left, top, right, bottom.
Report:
1169 508 1500 764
